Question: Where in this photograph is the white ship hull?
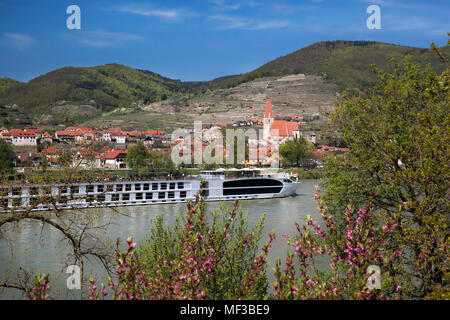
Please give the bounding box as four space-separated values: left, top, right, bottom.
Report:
1 177 299 212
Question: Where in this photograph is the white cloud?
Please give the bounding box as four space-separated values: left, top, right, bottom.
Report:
111 5 189 21
210 15 296 30
3 33 36 48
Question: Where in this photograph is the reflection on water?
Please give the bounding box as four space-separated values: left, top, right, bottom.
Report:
0 180 323 299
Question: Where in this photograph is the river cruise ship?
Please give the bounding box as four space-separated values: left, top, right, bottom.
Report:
0 169 299 212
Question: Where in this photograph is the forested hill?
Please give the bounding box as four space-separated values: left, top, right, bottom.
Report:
207 40 450 91
0 63 200 113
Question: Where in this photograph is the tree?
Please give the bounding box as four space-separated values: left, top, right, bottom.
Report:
0 139 13 171
322 56 449 298
280 137 314 167
126 141 149 171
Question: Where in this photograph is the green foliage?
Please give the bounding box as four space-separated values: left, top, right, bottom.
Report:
322 56 449 298
0 139 13 171
133 196 267 299
126 141 175 172
126 141 149 171
280 138 315 167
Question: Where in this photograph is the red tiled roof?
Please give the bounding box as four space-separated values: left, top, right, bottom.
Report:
270 120 288 136
42 147 58 154
43 132 52 138
287 122 299 136
264 99 274 118
145 130 163 136
103 149 127 160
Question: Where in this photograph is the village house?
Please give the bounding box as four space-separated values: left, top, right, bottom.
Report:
101 149 128 169
41 131 53 144
6 129 38 146
72 148 102 169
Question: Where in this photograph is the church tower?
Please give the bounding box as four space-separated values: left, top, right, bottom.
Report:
263 99 274 140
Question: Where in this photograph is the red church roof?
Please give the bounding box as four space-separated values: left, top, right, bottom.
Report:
264 99 274 118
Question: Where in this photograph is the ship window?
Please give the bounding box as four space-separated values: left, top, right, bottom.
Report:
97 194 105 202
42 186 52 195
180 191 186 198
168 191 175 199
146 193 153 200
106 185 113 192
223 179 283 196
143 183 150 191
87 195 95 203
13 198 21 207
160 183 167 190
136 193 143 200
201 182 209 197
122 193 130 201
30 187 38 195
87 185 94 193
111 194 119 201
158 192 165 199
135 184 141 191
125 184 132 191
178 182 184 189
152 183 158 190
1 199 8 208
12 187 21 196
59 186 69 194
71 186 79 194
169 183 175 190
97 185 104 193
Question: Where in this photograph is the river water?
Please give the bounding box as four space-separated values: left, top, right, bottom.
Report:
0 179 324 299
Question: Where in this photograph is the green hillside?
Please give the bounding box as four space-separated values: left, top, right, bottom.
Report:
0 63 197 114
208 40 450 91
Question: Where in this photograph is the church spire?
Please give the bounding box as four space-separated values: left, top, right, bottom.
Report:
264 99 274 119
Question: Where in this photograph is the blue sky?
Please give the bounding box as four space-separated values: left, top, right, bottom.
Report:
0 0 448 82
